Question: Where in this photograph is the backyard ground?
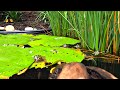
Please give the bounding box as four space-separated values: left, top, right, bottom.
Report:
0 11 49 30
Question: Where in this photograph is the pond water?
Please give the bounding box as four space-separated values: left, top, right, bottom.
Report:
81 53 120 78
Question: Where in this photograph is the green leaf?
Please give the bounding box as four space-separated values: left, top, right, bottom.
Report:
0 34 32 45
28 34 80 47
0 46 34 78
29 46 85 69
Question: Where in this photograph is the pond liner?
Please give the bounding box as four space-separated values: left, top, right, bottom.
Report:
0 28 52 35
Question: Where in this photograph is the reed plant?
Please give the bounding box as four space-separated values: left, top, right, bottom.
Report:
45 11 120 56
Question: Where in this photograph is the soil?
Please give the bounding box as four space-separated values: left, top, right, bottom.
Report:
0 11 50 31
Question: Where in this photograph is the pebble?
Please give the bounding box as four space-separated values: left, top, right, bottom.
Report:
0 27 5 30
24 27 37 31
4 25 15 31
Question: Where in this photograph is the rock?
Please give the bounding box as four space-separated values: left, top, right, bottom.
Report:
24 27 37 31
5 25 15 31
0 26 5 30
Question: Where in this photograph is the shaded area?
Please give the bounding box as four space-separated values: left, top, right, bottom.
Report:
81 56 120 78
10 68 50 79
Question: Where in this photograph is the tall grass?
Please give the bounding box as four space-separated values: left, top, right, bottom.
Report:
46 11 120 56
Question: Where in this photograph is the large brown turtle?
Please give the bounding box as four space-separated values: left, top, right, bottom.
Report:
49 62 118 79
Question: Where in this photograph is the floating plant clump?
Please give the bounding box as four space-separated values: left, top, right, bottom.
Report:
0 34 84 79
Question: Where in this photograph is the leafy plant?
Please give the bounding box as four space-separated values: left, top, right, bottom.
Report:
5 11 22 22
35 11 49 23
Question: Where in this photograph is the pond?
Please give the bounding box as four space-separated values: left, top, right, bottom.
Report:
0 30 119 79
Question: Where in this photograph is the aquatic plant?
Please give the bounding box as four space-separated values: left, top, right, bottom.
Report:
0 45 34 79
0 34 33 45
28 34 80 47
29 46 85 69
0 34 84 79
